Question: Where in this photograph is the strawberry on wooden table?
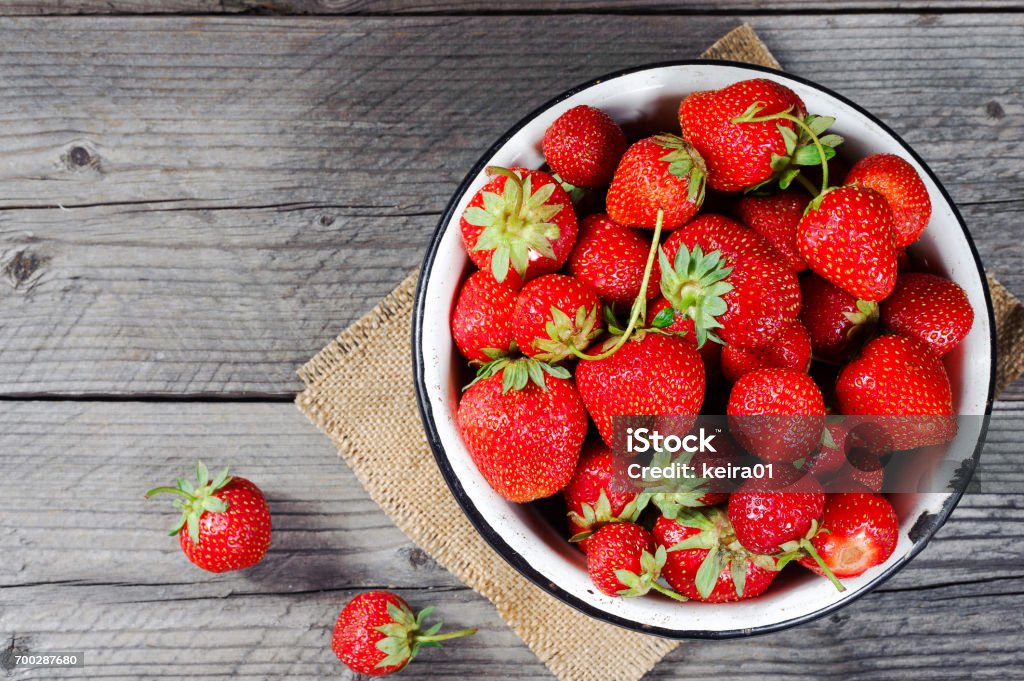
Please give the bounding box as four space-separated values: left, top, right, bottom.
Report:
542 104 627 189
679 78 842 192
567 214 661 307
880 272 974 357
720 319 812 384
797 185 898 302
734 189 809 272
460 166 577 288
146 462 271 573
836 334 956 450
660 214 802 348
564 442 648 551
575 331 705 447
727 367 826 463
845 153 931 247
332 590 476 676
511 273 602 362
654 508 779 602
457 358 587 502
798 493 899 579
585 522 684 600
799 273 879 364
451 270 518 363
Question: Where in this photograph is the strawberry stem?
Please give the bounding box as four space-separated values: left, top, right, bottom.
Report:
731 106 831 196
800 537 846 592
144 486 194 501
649 580 688 602
415 628 477 643
571 208 664 361
794 172 819 197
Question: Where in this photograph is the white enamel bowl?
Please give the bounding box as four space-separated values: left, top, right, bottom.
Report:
412 61 996 638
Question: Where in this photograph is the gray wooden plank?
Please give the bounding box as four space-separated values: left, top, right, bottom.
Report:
0 14 1021 397
0 1 1019 15
0 401 1022 679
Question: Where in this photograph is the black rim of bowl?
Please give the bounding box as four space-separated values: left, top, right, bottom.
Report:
411 59 998 640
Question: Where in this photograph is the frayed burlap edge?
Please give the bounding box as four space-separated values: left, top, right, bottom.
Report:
296 25 1023 681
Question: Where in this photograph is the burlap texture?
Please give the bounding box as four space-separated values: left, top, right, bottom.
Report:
297 25 1022 681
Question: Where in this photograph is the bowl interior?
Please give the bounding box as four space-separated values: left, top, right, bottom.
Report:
416 62 994 636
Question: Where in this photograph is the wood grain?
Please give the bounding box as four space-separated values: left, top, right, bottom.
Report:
0 13 1021 397
0 400 1021 679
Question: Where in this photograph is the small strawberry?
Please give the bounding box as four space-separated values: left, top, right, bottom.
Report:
585 522 683 600
451 270 518 363
799 273 879 364
605 135 706 231
564 441 648 551
845 153 931 247
575 332 705 447
797 493 898 579
457 358 587 502
679 78 842 192
331 591 476 676
460 166 577 287
836 334 956 450
146 462 271 573
654 508 779 602
511 274 602 362
727 368 826 464
542 105 627 188
567 214 661 307
880 272 974 357
797 185 898 302
720 319 812 384
734 190 809 272
660 214 802 348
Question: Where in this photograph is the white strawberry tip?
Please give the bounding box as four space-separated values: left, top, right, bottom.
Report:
658 243 734 348
730 102 844 197
464 355 571 394
144 461 232 547
462 166 565 283
373 601 477 670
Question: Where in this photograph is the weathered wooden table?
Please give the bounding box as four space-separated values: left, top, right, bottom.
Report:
1 3 1022 679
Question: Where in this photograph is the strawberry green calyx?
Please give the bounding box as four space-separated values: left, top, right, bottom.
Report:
653 134 708 205
614 545 687 601
568 490 651 543
667 507 775 600
462 166 564 283
843 299 880 340
374 600 477 671
731 104 843 196
531 303 602 363
466 355 570 394
775 519 846 592
658 243 734 348
145 461 232 547
644 450 718 514
551 171 587 205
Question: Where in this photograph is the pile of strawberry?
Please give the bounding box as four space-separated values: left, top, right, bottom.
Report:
452 78 975 603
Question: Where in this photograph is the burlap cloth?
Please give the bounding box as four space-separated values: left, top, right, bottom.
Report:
296 25 1024 681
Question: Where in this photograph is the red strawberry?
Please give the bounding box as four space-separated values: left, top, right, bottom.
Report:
564 442 647 551
146 462 272 573
457 359 587 502
460 166 577 287
727 471 826 555
605 135 706 230
451 270 518 363
720 319 812 383
797 185 898 302
727 368 826 463
568 214 661 307
804 420 855 478
836 334 956 450
826 447 885 494
880 272 974 357
542 105 627 188
679 78 841 192
660 214 802 348
845 153 931 247
797 493 898 579
511 274 602 362
575 332 705 447
799 273 879 364
585 522 683 600
734 190 809 272
646 296 723 379
653 509 778 602
331 591 475 676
